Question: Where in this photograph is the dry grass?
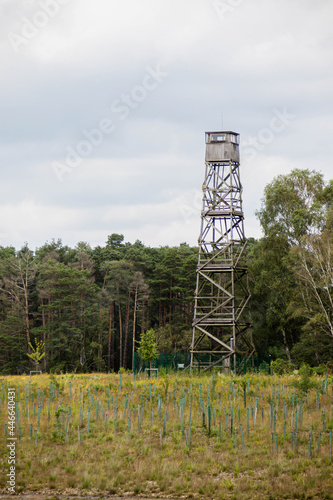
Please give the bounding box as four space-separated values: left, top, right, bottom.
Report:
0 371 333 499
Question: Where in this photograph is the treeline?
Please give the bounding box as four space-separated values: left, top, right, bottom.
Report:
1 168 333 374
0 235 197 374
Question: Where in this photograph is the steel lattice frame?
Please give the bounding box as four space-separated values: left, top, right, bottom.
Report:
190 146 255 372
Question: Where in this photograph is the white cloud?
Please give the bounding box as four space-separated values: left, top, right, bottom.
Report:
0 194 202 250
0 0 333 250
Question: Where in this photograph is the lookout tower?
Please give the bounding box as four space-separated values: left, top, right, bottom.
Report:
190 131 255 372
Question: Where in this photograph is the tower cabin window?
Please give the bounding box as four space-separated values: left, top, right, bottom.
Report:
211 134 225 142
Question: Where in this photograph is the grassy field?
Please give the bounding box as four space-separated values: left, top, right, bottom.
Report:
0 370 333 499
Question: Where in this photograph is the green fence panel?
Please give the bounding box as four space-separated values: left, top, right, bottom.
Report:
133 353 271 375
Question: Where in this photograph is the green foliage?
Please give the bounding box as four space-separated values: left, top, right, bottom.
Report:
27 340 45 369
51 405 66 442
271 358 295 375
161 374 170 399
251 168 333 365
137 328 158 363
49 374 64 392
55 405 66 420
118 367 131 375
312 364 328 376
295 363 316 394
289 230 333 343
256 169 325 245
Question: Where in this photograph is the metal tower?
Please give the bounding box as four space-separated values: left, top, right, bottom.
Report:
190 131 255 372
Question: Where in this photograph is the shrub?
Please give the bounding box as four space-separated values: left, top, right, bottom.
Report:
118 367 131 374
271 358 295 375
312 364 327 376
295 363 316 394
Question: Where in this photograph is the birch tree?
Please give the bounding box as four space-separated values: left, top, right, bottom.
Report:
291 230 333 339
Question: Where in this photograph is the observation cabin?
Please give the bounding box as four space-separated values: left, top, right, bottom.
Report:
205 131 240 163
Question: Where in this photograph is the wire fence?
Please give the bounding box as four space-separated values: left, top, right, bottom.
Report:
134 352 272 375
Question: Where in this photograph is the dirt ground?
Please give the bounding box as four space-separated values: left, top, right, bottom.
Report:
0 495 179 500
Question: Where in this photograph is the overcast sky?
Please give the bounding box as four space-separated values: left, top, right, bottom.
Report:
0 0 332 251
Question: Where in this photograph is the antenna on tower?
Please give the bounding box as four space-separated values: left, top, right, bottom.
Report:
221 112 224 130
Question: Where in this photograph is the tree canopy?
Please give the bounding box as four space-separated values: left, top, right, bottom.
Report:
251 168 333 364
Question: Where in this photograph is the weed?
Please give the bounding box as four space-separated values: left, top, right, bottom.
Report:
161 374 170 399
222 478 234 490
